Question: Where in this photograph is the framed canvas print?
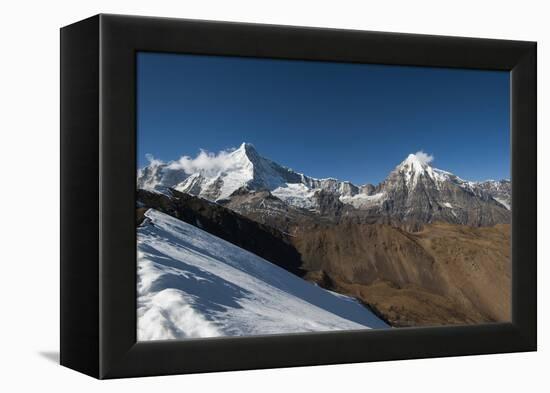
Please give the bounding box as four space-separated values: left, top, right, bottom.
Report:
60 14 536 379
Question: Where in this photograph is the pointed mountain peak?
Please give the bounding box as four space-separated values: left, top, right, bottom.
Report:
404 153 424 164
237 142 256 152
234 142 262 163
389 151 444 188
397 151 434 173
402 151 433 166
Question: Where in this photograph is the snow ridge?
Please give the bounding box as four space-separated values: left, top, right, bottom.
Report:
137 209 388 340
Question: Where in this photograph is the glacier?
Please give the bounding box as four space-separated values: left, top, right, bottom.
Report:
137 209 389 340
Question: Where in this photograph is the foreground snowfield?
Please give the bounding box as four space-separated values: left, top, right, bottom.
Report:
137 209 388 340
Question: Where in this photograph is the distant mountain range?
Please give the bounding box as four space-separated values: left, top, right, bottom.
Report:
138 143 511 230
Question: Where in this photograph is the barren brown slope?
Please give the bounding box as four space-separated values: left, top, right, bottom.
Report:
414 223 511 322
292 222 511 327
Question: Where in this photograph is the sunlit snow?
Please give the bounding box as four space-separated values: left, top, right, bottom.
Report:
339 192 386 209
493 197 511 210
272 183 317 209
137 209 388 340
137 145 511 213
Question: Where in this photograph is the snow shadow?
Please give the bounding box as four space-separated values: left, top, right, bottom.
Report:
139 243 252 314
140 210 388 329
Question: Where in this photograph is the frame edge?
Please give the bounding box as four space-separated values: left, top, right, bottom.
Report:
94 14 538 378
510 42 537 350
60 15 101 379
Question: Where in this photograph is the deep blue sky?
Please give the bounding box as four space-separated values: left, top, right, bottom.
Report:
137 52 510 184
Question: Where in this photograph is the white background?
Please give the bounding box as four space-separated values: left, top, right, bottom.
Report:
0 0 546 391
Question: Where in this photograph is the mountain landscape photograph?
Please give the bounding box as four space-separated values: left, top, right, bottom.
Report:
136 52 511 341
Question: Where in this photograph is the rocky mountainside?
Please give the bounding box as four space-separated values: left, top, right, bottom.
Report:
353 154 511 230
475 179 511 210
138 143 511 229
137 189 304 276
293 221 511 326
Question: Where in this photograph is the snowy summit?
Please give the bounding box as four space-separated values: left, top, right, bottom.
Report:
137 144 512 214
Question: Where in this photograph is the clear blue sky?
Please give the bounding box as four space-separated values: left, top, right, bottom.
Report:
137 52 510 185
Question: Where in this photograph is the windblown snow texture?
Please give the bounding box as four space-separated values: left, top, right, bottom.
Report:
137 209 388 340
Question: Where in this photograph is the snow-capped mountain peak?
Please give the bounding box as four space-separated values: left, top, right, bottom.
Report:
137 145 511 223
227 142 256 165
137 143 263 200
137 142 303 201
391 152 449 188
237 141 259 157
400 153 431 170
174 144 255 200
398 154 427 182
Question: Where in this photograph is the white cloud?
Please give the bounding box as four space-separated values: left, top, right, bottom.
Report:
166 147 243 177
414 150 434 165
145 153 164 167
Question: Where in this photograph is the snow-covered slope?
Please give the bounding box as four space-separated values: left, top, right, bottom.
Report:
475 179 512 210
391 153 455 189
137 209 388 340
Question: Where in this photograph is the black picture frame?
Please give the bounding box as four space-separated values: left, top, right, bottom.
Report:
60 14 537 379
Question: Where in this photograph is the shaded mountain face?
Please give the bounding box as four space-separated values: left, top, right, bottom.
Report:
137 144 511 229
218 188 320 234
137 189 304 276
138 209 387 340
